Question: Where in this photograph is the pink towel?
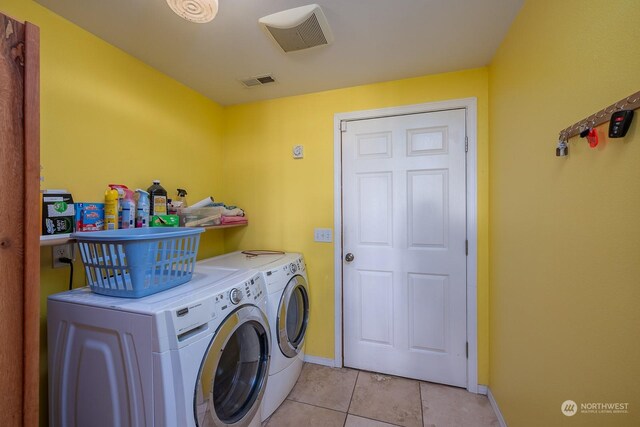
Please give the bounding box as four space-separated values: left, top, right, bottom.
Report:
221 216 248 225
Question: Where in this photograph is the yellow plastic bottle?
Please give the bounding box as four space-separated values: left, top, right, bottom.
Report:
104 188 119 230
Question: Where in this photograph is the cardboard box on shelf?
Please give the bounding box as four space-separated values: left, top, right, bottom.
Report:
42 191 75 235
150 215 180 227
74 203 105 232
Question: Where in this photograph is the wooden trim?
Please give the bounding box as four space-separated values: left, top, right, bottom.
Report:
1 13 27 425
23 22 40 427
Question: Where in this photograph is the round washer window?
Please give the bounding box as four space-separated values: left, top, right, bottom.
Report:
195 315 269 427
286 286 307 347
278 276 309 358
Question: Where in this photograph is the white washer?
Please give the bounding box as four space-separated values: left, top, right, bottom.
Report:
198 252 310 421
48 267 270 427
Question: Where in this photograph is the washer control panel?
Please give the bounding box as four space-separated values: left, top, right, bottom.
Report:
172 273 266 341
229 288 243 305
214 274 265 312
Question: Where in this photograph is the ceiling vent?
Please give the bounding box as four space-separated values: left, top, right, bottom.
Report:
240 74 276 88
259 4 333 53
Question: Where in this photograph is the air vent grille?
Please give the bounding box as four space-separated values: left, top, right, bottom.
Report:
257 75 275 84
266 14 327 53
240 74 276 88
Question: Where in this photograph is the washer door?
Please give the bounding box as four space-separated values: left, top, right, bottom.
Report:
195 305 270 427
277 275 310 358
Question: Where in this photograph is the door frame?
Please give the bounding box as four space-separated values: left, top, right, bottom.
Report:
333 98 479 393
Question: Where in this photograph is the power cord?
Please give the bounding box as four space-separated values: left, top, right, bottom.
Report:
241 250 285 258
59 257 74 291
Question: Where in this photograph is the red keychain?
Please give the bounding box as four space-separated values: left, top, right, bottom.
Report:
587 128 599 148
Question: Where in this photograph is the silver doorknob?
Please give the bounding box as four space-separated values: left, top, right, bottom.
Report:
345 253 355 262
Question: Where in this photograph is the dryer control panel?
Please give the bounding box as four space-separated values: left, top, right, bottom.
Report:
287 258 305 275
264 255 306 292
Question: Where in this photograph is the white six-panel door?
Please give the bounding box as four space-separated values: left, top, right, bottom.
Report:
342 109 467 387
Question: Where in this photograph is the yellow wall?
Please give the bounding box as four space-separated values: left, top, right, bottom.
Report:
222 68 490 383
489 0 640 425
1 1 226 424
5 0 637 424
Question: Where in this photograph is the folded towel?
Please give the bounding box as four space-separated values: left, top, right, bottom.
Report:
222 207 245 217
221 216 248 225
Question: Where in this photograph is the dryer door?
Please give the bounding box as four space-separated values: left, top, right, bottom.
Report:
277 275 310 358
195 305 270 427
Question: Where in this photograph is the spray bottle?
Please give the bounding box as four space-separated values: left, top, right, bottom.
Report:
135 189 150 228
104 188 119 230
176 188 188 208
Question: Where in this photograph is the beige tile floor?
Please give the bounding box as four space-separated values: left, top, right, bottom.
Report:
263 363 499 427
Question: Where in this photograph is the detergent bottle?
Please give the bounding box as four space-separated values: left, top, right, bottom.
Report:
109 184 136 229
135 189 150 228
104 188 119 230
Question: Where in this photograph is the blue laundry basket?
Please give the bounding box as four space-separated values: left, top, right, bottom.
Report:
73 227 204 298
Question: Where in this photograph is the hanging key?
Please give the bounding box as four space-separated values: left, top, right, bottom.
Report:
556 140 568 157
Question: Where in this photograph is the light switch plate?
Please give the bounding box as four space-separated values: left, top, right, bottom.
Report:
314 228 332 242
293 145 304 159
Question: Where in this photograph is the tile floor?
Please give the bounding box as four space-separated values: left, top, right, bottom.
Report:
263 363 499 427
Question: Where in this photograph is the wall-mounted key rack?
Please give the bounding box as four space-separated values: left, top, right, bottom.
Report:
556 90 639 156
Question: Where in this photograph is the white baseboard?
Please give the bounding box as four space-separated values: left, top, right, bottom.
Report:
477 384 488 395
303 355 338 368
487 387 507 427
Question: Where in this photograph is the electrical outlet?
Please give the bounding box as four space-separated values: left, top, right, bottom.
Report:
52 243 75 269
314 228 333 242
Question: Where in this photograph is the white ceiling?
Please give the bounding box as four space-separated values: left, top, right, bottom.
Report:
35 0 524 106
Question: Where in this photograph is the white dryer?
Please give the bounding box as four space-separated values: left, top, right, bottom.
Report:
197 251 310 421
48 267 270 427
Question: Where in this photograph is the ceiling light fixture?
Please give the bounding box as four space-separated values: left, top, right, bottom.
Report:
166 0 218 23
